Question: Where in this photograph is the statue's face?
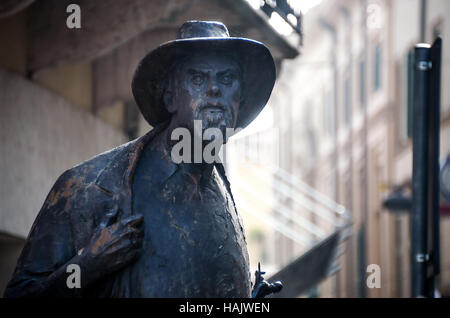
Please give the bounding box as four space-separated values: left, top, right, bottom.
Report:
165 52 242 138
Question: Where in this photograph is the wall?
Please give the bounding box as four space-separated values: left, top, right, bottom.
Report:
0 69 126 239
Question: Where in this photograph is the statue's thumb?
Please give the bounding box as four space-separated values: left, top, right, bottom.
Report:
99 206 120 229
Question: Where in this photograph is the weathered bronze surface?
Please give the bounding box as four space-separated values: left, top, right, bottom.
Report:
4 21 279 298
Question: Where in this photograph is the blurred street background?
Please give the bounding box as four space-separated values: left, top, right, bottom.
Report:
1 0 449 297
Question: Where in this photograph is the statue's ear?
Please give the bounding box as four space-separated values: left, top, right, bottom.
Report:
164 90 176 114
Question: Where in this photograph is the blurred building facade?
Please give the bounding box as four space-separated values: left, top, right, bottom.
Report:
266 0 450 297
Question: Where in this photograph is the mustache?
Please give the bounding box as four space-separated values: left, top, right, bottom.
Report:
198 101 236 123
199 102 228 111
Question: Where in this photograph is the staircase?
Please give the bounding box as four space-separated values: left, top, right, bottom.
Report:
228 159 352 297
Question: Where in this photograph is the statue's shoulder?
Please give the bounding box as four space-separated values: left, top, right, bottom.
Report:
63 139 138 185
47 126 163 209
66 125 164 183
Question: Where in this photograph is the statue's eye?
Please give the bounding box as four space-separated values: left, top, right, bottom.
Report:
191 73 205 85
220 73 234 85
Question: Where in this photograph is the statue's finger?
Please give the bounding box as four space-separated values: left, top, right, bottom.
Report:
122 214 144 228
271 281 283 292
99 206 120 229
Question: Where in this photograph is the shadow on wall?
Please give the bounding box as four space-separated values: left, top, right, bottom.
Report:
0 233 24 297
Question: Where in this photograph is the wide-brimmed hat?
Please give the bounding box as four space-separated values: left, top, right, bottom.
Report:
132 20 276 129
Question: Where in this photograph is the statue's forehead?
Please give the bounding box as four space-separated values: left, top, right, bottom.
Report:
180 53 240 71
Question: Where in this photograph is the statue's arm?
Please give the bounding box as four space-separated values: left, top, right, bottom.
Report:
4 171 144 298
4 253 89 298
3 171 88 298
4 214 143 298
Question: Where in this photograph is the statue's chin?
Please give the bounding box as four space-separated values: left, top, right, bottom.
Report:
196 116 228 130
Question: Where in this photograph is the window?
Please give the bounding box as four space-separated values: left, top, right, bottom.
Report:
326 89 335 137
359 59 366 107
344 75 351 125
399 48 414 141
374 44 382 92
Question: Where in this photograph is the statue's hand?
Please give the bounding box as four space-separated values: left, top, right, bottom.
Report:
82 207 144 281
252 279 283 298
251 263 283 298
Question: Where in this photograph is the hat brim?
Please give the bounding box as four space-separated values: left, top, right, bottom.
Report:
132 37 276 129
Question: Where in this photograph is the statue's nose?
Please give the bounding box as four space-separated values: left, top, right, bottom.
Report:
206 79 221 97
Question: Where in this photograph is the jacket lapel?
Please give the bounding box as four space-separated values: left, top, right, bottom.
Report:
94 122 169 206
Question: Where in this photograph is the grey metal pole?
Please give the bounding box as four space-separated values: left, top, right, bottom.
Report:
419 0 427 42
411 44 431 298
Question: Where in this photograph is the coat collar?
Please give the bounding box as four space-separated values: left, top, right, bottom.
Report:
94 121 169 196
93 120 235 207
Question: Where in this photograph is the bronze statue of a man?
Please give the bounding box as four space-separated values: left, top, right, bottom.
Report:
4 21 277 298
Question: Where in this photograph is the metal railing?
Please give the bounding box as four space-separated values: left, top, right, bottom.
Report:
227 130 352 280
